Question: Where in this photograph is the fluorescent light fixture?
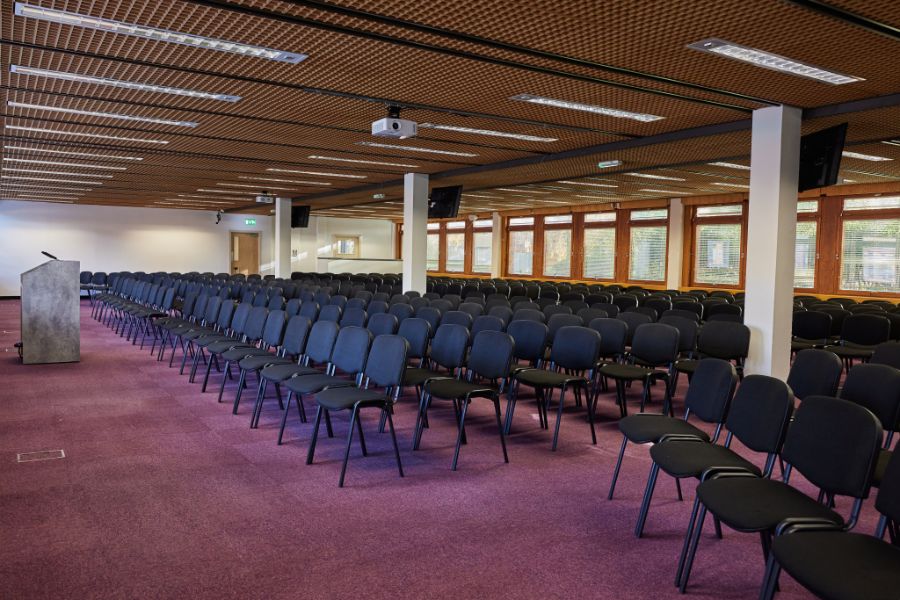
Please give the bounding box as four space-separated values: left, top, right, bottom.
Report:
14 3 307 64
4 145 142 161
511 94 664 122
163 198 232 204
0 182 91 192
2 188 84 197
4 192 81 200
712 182 751 189
4 196 75 203
626 172 686 181
355 141 478 158
196 188 258 195
688 39 863 85
597 160 623 169
709 161 751 170
2 168 111 179
496 188 551 194
2 174 104 185
559 180 618 188
5 124 169 144
418 123 558 143
265 168 367 179
842 151 893 162
238 176 331 186
575 194 616 200
216 183 298 191
178 194 247 201
372 193 386 199
307 155 419 168
882 140 900 147
7 101 198 127
638 188 690 194
3 158 127 170
9 65 241 102
462 194 503 199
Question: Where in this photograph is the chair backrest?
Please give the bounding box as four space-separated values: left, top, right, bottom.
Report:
782 396 883 499
512 308 545 323
786 349 843 400
791 310 832 341
577 308 608 323
506 319 549 363
672 301 703 319
613 294 639 311
587 317 626 359
430 299 453 314
202 296 223 325
471 315 505 337
659 315 699 353
227 302 252 335
683 358 738 423
340 307 368 328
839 363 900 434
409 297 430 311
617 312 653 345
458 302 484 318
429 324 470 371
875 450 900 524
367 312 399 337
261 310 287 347
388 302 415 322
243 306 269 341
416 306 443 332
591 302 620 318
267 296 285 311
281 315 312 356
726 375 794 454
841 313 892 346
329 326 373 375
252 292 269 307
298 301 320 322
696 321 751 361
304 320 340 364
630 323 680 366
468 331 515 380
549 326 601 371
285 298 302 316
367 300 389 315
363 335 409 389
706 303 742 318
397 317 431 359
318 304 342 323
329 294 348 308
441 310 473 329
871 341 900 369
346 297 368 311
543 304 573 319
488 305 514 325
548 313 584 340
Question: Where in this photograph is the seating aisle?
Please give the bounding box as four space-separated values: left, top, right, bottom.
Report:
0 298 868 599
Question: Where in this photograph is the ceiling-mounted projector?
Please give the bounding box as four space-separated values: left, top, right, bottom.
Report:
255 191 276 203
372 105 416 139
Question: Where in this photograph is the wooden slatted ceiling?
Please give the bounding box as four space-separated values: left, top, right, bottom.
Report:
0 0 898 212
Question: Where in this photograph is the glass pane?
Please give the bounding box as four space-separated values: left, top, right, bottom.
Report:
543 229 572 277
426 233 439 270
696 204 743 217
544 214 573 225
585 212 615 223
445 233 465 272
794 221 817 289
509 216 534 227
694 223 742 286
629 225 667 281
446 221 466 230
508 230 534 275
473 231 493 272
631 208 668 221
844 197 900 211
840 219 900 293
584 228 615 279
797 200 819 214
427 222 440 231
473 219 493 228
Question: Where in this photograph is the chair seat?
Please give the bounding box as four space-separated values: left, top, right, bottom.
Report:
222 347 268 362
650 441 761 479
404 367 441 387
771 531 900 600
181 328 215 341
195 334 235 348
791 339 825 352
514 368 584 388
824 344 876 359
873 448 892 487
618 415 710 444
315 387 383 410
599 363 657 380
696 477 842 532
261 363 317 382
426 378 496 399
285 373 355 395
238 355 292 371
674 359 699 373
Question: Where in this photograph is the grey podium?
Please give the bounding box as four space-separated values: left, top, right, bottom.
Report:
20 260 81 364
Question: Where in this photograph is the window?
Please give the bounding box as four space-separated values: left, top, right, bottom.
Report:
692 204 743 287
839 197 900 294
794 201 818 289
333 235 359 258
583 212 616 280
628 209 668 282
543 229 572 276
445 231 465 272
426 232 439 271
507 217 535 275
472 219 493 273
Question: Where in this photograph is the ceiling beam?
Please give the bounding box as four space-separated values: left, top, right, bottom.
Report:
786 0 900 41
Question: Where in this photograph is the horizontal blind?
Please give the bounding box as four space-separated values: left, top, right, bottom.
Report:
840 218 900 293
794 221 817 289
472 231 492 273
508 230 534 275
543 229 572 277
426 233 439 271
629 225 667 281
694 223 742 285
583 228 615 279
445 233 465 272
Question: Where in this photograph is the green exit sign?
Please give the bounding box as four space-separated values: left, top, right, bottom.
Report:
244 218 256 226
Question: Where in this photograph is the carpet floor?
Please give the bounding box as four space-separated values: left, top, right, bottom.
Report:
0 299 876 599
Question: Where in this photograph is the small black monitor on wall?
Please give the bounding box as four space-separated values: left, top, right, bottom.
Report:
428 185 463 219
798 123 847 192
291 205 310 228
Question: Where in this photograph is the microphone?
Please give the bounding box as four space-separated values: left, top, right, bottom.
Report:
41 251 59 260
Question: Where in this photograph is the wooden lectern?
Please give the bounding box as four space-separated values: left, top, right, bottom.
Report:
20 260 80 364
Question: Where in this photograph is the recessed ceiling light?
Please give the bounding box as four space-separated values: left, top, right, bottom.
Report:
496 188 551 194
372 193 386 199
417 123 558 143
2 174 104 185
163 198 232 204
597 160 623 169
559 180 618 188
265 168 367 179
178 194 247 201
842 151 893 162
638 188 690 194
9 65 241 102
356 141 478 158
712 182 751 189
238 176 331 186
708 161 751 170
2 168 111 179
7 101 198 127
511 94 664 122
3 158 127 171
627 172 686 181
4 124 169 144
575 194 616 200
4 145 143 161
688 39 863 85
307 155 419 168
196 188 259 195
882 140 900 147
216 183 298 191
14 3 307 63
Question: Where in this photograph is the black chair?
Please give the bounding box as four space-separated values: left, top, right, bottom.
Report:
503 320 550 433
673 301 703 320
403 324 470 390
659 315 699 359
706 303 742 320
759 450 900 600
592 302 620 318
388 303 414 322
613 294 639 312
635 375 793 537
367 312 399 337
607 358 737 500
825 313 892 370
458 302 484 319
787 349 843 400
416 306 443 332
589 317 628 372
340 307 368 328
318 304 342 322
200 305 268 396
309 335 409 487
662 308 701 323
487 305 514 326
227 310 288 412
512 308 545 323
871 341 900 369
673 321 750 386
513 326 601 450
617 312 653 346
677 396 883 594
577 308 608 324
471 315 504 338
626 306 659 321
441 310 473 329
415 331 514 470
792 310 832 352
547 313 584 342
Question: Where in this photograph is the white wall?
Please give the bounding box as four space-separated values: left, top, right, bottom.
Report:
290 216 396 272
0 201 272 296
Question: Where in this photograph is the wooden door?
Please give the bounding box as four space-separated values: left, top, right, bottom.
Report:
231 232 259 276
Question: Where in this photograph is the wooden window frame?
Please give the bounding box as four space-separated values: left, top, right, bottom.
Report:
581 211 617 282
793 200 821 292
685 202 747 290
834 198 900 298
540 214 575 279
622 207 669 285
505 216 537 277
470 220 494 275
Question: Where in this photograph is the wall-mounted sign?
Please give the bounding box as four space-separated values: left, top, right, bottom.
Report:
244 218 256 226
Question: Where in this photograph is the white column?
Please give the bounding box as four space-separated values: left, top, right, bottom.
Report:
744 105 802 379
402 173 429 293
666 198 684 290
490 211 503 278
273 197 292 279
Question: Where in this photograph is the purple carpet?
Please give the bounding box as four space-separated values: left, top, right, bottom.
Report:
1 299 872 599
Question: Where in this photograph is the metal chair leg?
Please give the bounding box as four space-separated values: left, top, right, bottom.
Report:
635 462 661 538
451 396 471 470
550 386 566 451
608 435 628 500
493 396 509 464
306 405 323 462
386 406 404 478
678 504 708 592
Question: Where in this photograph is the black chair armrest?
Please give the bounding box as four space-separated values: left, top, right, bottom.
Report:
700 466 759 482
775 517 846 536
658 433 708 444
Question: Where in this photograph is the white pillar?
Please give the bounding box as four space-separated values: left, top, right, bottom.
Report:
744 105 802 379
666 198 684 290
274 197 292 279
402 173 429 293
490 211 503 278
